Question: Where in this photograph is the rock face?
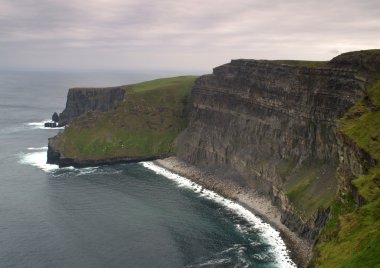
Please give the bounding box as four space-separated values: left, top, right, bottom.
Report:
58 86 127 126
177 58 366 244
52 112 59 122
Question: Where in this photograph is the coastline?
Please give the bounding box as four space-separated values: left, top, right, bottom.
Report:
153 156 311 268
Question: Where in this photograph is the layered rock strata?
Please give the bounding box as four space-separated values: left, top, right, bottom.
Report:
57 86 127 126
177 58 366 245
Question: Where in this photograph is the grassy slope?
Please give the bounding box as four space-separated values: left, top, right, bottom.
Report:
282 160 337 219
56 76 197 160
312 79 380 267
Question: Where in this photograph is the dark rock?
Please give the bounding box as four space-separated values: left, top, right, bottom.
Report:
52 112 59 122
57 86 127 126
47 135 61 164
44 122 57 128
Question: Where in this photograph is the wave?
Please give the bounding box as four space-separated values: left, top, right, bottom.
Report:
19 151 60 172
19 148 109 176
141 162 296 268
27 147 48 151
25 120 64 130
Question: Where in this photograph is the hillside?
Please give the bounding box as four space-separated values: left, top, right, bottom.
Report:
48 76 197 167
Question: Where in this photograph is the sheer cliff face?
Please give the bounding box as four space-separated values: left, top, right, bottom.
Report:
178 59 365 240
58 86 127 126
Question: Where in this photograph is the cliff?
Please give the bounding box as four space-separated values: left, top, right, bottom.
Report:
177 58 366 243
57 86 128 126
47 76 196 167
46 50 380 267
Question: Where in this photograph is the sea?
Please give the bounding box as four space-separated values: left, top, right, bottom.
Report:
0 70 296 268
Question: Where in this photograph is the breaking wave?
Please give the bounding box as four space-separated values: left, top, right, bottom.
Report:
19 147 121 177
19 150 60 172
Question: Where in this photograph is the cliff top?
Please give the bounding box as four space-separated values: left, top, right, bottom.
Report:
68 85 128 93
223 49 380 78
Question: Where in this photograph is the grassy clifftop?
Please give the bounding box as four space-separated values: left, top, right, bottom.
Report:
54 76 197 161
312 78 380 267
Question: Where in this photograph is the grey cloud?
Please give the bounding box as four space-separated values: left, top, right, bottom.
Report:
0 0 379 71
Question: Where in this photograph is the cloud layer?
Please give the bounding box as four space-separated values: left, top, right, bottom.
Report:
1 0 379 71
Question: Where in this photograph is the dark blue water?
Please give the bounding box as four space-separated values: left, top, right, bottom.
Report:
0 71 295 268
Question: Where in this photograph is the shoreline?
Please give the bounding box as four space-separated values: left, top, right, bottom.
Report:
153 157 311 268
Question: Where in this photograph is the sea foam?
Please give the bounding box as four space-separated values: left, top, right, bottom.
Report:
25 120 64 130
19 151 60 172
27 147 48 151
19 148 103 176
141 161 296 268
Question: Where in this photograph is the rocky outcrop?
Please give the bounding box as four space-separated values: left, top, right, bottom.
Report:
52 112 59 123
57 86 127 126
177 58 367 245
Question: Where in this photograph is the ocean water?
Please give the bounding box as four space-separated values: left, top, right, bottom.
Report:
0 70 296 268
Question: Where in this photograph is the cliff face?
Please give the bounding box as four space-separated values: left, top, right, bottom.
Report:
178 59 366 243
58 86 127 126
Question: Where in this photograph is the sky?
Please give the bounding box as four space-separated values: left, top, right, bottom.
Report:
0 0 379 72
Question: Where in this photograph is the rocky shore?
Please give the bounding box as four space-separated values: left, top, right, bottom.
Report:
154 156 312 268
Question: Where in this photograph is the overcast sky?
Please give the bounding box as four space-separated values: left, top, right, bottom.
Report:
0 0 379 72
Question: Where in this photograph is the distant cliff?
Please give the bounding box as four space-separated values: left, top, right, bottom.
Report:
57 86 127 126
47 76 196 167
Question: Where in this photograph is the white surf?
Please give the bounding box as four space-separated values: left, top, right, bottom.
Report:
141 161 296 268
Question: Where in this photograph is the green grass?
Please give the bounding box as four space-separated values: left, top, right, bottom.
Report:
286 173 314 203
313 79 380 267
313 196 380 268
56 76 197 160
353 165 380 202
340 79 380 161
281 158 337 219
128 76 196 94
368 80 380 108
